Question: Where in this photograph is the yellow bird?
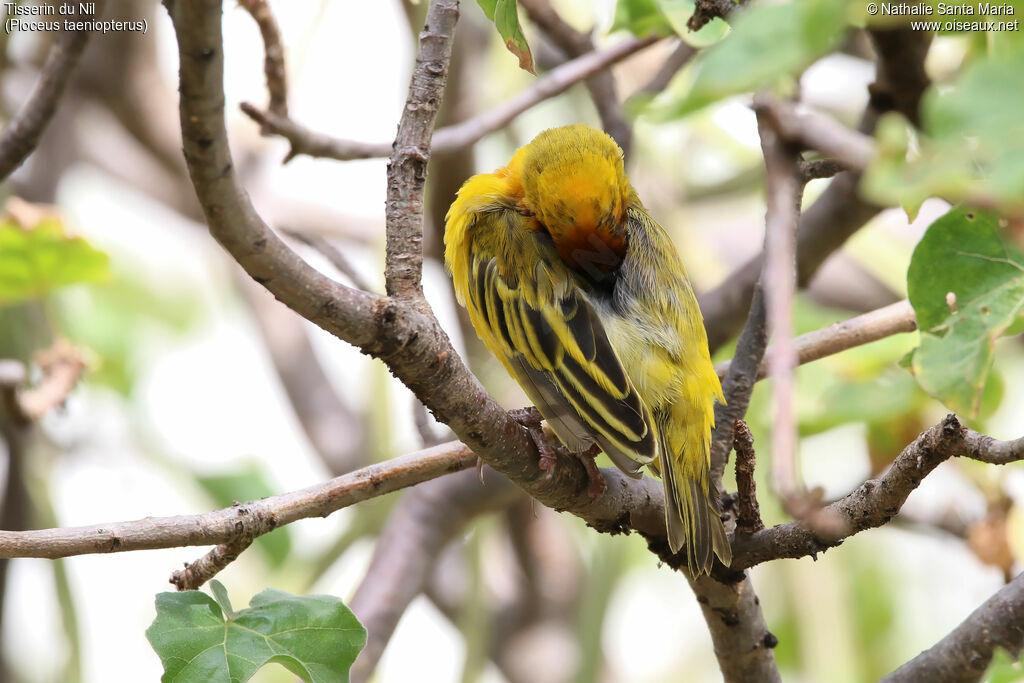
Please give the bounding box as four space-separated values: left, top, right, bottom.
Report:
444 124 731 575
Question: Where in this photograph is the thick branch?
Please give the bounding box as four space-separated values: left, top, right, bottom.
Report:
881 571 1024 683
384 0 458 298
240 36 657 162
691 575 780 683
166 0 382 348
0 1 105 180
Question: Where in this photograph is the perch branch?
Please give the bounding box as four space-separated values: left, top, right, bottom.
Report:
0 300 928 561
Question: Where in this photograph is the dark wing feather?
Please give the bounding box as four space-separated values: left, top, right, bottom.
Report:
471 255 657 475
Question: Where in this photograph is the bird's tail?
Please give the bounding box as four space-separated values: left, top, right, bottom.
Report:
661 450 732 576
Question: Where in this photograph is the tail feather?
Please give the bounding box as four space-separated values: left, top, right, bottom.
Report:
662 460 732 575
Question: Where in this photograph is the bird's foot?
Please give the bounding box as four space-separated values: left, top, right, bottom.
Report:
509 407 559 481
561 444 606 501
508 408 605 501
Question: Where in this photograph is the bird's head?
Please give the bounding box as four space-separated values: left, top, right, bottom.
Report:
510 125 632 272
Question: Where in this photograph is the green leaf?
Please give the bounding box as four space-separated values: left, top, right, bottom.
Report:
147 587 366 683
863 51 1024 214
646 0 849 119
477 0 535 74
197 464 292 568
654 0 730 47
906 207 1024 417
613 0 673 36
208 580 234 617
984 647 1024 683
0 218 109 304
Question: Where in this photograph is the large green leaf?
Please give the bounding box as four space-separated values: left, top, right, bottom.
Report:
0 218 109 304
196 464 292 569
863 51 1024 216
906 207 1024 416
146 581 366 683
646 0 849 119
476 0 535 74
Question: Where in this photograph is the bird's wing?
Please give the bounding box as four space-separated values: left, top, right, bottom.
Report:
469 251 657 476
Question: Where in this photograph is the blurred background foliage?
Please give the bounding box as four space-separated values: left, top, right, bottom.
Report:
0 0 1023 681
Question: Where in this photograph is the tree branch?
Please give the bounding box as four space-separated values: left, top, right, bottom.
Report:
881 571 1024 683
0 300 925 561
384 0 458 298
714 299 917 381
239 36 657 162
0 441 476 559
755 94 874 172
0 1 106 180
238 0 288 123
755 97 803 503
688 0 741 32
732 421 764 536
729 415 1024 572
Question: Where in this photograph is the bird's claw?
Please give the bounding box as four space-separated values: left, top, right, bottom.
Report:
509 408 606 501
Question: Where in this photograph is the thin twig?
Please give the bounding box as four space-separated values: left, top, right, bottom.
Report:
169 518 258 590
714 299 918 380
636 39 697 96
0 441 476 559
708 274 767 484
239 36 658 162
283 229 374 292
755 98 803 505
755 95 875 172
238 0 288 123
733 420 764 535
0 1 106 180
797 159 849 183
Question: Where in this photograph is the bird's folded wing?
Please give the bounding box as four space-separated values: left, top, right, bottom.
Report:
470 254 657 475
